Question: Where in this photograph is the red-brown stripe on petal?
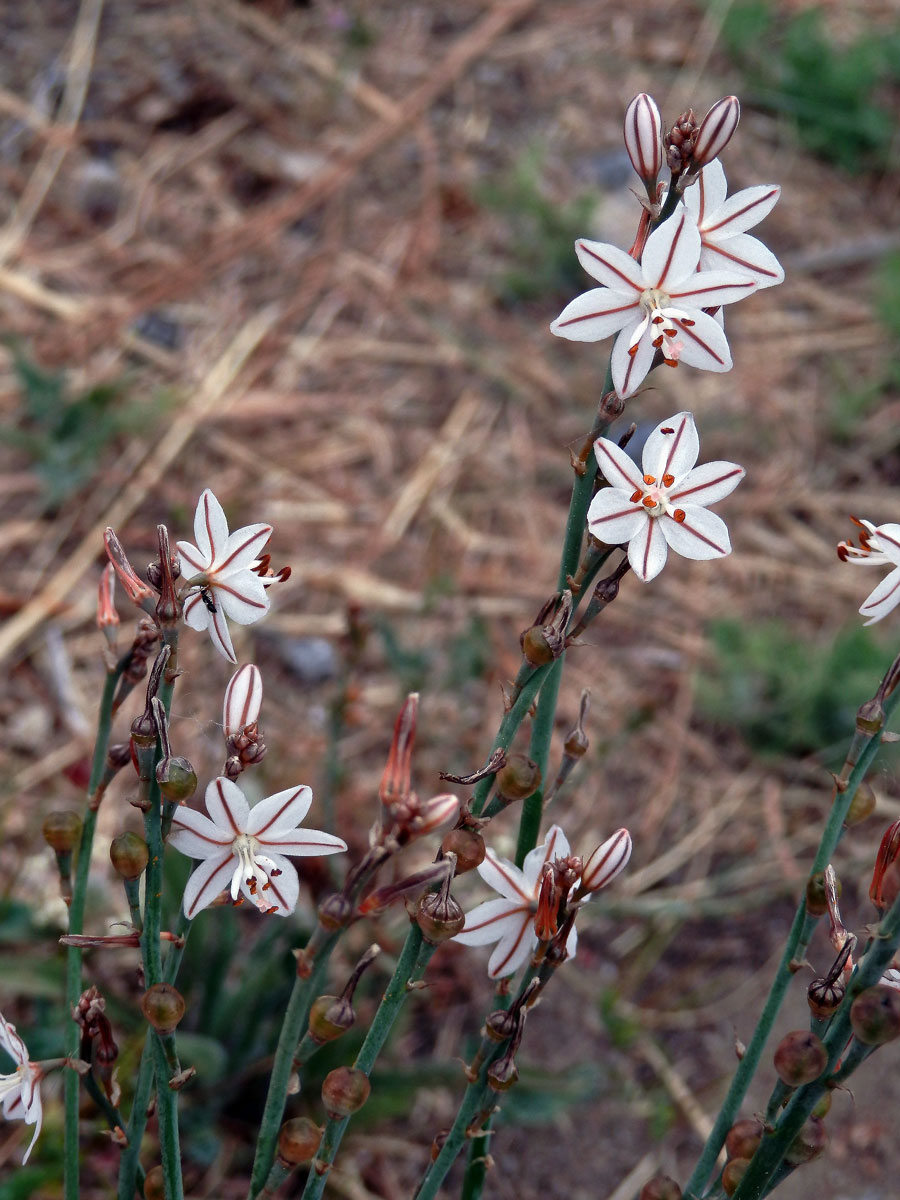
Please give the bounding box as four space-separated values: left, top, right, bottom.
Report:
669 466 743 502
653 209 688 288
252 787 308 836
577 243 643 293
557 299 639 328
491 917 533 976
216 526 273 574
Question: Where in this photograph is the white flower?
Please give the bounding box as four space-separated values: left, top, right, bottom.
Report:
453 826 576 978
588 411 744 582
168 777 347 918
0 1016 42 1164
177 489 276 663
838 519 900 625
682 159 783 290
550 207 757 398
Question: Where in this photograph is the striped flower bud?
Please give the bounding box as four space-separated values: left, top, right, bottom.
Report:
693 95 741 168
581 828 632 893
624 93 663 189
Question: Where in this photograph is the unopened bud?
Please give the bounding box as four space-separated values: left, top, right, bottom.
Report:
223 664 263 738
141 983 185 1035
156 756 197 802
784 1115 827 1166
277 1117 322 1166
692 95 740 168
665 109 698 173
638 1176 683 1200
308 995 355 1044
104 528 156 607
721 1158 749 1197
725 1117 764 1161
850 984 900 1045
43 811 83 853
110 831 149 881
495 754 541 801
870 818 900 909
581 828 632 893
845 780 876 826
773 1030 827 1086
624 93 663 188
321 1066 370 1118
441 828 486 874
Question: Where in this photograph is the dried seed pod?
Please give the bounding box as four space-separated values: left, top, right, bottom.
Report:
318 893 353 931
277 1117 322 1165
416 890 465 945
308 995 355 1044
805 871 830 917
441 828 486 874
486 1054 518 1092
845 780 876 826
144 1166 165 1200
495 754 541 801
850 984 900 1045
807 975 844 1021
773 1031 827 1086
156 756 197 802
321 1067 370 1118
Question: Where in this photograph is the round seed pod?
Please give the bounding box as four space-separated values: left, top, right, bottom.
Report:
805 871 830 917
495 754 541 801
277 1117 322 1165
42 811 83 853
141 983 185 1036
321 1067 370 1118
144 1166 165 1200
318 893 353 931
156 756 197 802
109 831 150 881
845 780 876 826
308 995 355 1044
441 828 485 874
784 1115 827 1165
850 984 900 1045
722 1158 750 1197
416 891 465 944
773 1031 827 1086
638 1176 682 1200
520 625 555 666
725 1117 764 1161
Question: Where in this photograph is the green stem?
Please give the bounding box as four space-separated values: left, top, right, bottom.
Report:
469 663 550 818
683 677 900 1198
118 1036 155 1200
151 1033 184 1200
514 656 563 867
65 665 122 1200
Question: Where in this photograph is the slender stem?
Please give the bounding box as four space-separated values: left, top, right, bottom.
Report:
118 1035 155 1200
514 656 563 867
683 677 900 1198
151 1033 184 1200
469 663 549 818
65 665 122 1200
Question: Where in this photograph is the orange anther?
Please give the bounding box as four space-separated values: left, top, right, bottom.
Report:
652 335 664 349
662 473 674 487
630 489 643 503
664 327 677 337
660 427 674 434
681 318 695 327
643 474 656 485
642 497 655 508
663 358 679 368
673 509 686 523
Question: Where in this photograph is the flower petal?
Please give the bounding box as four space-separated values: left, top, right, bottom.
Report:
587 490 647 544
259 828 347 856
706 183 781 237
660 507 732 560
246 785 314 836
668 270 757 310
243 853 299 916
0 1020 27 1068
700 234 784 289
859 567 900 625
182 591 210 632
193 489 230 563
550 288 640 343
522 824 571 891
168 808 233 859
671 311 733 373
592 437 643 492
573 239 646 292
641 207 701 289
628 514 668 582
611 323 657 398
182 853 235 918
873 525 900 567
217 523 273 574
176 539 210 575
642 412 699 481
454 898 523 945
205 776 250 835
216 572 270 626
683 158 728 223
477 850 531 902
487 917 536 978
668 460 745 507
206 604 238 662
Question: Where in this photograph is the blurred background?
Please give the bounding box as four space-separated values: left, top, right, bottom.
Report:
1 0 900 1196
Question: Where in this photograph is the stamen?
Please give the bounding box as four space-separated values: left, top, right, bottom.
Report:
642 497 655 509
660 426 674 435
664 327 677 338
630 489 643 503
837 545 849 562
663 358 679 368
681 318 695 327
652 335 664 348
673 509 686 523
651 314 664 325
627 344 639 358
643 474 656 485
662 473 675 487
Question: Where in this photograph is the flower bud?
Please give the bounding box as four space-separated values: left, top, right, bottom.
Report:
321 1066 370 1118
416 889 466 945
870 818 900 909
104 528 156 607
725 1117 764 1161
850 984 900 1045
140 983 185 1035
308 995 355 1044
277 1117 322 1165
581 828 632 893
807 975 844 1021
495 754 541 801
96 563 119 647
638 1177 682 1200
844 780 876 826
109 831 150 881
409 792 459 838
773 1031 827 1086
441 828 486 874
144 1166 165 1200
318 893 354 930
692 95 740 168
42 811 83 853
156 756 197 802
624 93 663 188
223 664 263 738
721 1158 749 1197
784 1115 827 1166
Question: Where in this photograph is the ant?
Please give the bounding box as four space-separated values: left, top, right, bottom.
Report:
198 585 218 615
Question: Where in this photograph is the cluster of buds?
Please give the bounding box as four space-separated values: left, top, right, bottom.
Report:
625 93 741 197
74 987 119 1105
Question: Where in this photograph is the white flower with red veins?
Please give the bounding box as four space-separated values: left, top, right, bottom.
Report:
453 826 576 978
550 207 757 398
0 1015 42 1164
682 159 783 290
177 489 275 663
838 518 900 625
589 411 744 582
168 777 347 918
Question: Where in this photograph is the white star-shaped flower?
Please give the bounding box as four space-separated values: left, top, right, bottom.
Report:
0 1015 42 1164
453 826 576 978
588 411 744 582
177 489 275 663
550 207 758 398
168 777 347 918
682 159 783 290
838 519 900 625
